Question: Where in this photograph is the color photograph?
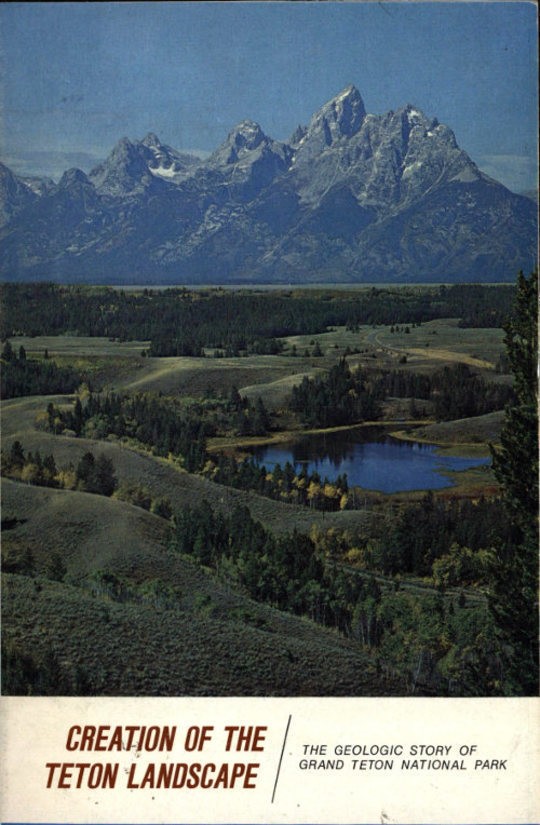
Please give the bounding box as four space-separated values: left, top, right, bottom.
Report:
1 0 538 702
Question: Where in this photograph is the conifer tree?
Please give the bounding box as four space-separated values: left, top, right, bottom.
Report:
489 271 538 694
1 340 15 361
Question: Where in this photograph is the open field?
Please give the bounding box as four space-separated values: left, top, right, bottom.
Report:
10 335 329 403
123 356 322 406
8 317 508 403
370 319 505 372
9 335 149 357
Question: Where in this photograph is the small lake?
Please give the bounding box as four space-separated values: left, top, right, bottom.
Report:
251 429 491 493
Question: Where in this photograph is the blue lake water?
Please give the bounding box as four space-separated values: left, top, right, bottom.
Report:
251 429 490 493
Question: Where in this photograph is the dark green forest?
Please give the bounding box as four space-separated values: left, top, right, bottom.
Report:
488 272 538 693
0 283 516 354
1 340 84 399
290 359 513 427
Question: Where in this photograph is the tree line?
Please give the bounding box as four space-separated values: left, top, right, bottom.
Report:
290 359 383 427
43 389 272 471
375 362 513 420
290 359 512 427
337 492 512 580
205 453 350 511
1 283 516 348
2 440 117 496
1 341 83 399
45 392 209 472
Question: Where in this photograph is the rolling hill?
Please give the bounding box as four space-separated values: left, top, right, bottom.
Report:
2 479 398 696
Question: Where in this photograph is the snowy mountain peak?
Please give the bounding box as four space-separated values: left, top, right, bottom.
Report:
1 86 536 284
88 132 200 193
207 119 273 168
228 120 266 151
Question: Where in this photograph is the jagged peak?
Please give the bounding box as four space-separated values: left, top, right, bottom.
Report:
58 168 91 188
323 84 364 109
206 119 270 167
235 119 263 131
113 136 134 150
141 132 162 148
289 124 308 146
400 103 429 124
334 83 363 102
305 84 366 145
395 105 446 137
227 119 266 150
101 137 144 165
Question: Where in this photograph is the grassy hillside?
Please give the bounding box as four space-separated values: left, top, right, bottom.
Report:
403 411 505 446
1 394 375 534
2 479 397 696
372 318 505 372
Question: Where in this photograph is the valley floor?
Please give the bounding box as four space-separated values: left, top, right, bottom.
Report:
1 318 509 696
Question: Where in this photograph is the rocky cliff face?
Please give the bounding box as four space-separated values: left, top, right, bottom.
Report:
1 86 536 283
0 163 39 228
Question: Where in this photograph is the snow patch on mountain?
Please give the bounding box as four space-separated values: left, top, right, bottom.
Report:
0 84 536 283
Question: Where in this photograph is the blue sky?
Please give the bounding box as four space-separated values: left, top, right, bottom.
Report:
1 1 537 192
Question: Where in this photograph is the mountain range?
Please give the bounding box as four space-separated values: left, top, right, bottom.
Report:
0 85 537 284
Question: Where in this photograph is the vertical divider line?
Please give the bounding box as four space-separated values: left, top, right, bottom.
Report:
271 713 292 804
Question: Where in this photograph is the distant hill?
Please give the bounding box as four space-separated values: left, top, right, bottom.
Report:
0 85 536 283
